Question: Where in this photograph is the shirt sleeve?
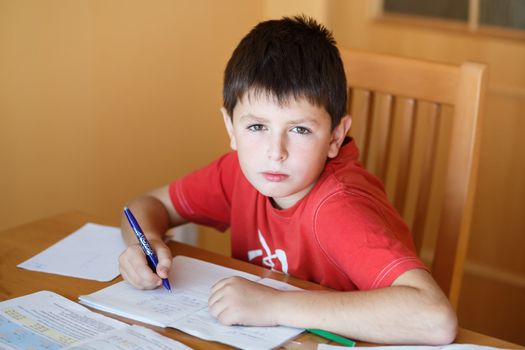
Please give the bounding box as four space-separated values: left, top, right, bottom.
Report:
169 152 239 232
313 190 429 290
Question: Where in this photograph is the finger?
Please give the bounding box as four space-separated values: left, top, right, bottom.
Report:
119 266 143 289
119 258 152 289
154 245 172 278
216 308 237 326
133 261 162 288
119 245 162 289
124 247 162 288
208 286 224 307
118 248 145 285
208 294 226 319
210 277 231 294
123 262 159 289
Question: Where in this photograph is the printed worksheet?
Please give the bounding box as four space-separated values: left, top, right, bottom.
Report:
0 291 126 349
0 291 191 350
79 256 304 350
65 325 191 350
17 223 126 281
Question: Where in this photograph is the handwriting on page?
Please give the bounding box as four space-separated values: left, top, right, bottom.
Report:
79 256 304 350
136 292 207 316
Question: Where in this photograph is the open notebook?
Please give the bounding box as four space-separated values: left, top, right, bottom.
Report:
79 256 304 350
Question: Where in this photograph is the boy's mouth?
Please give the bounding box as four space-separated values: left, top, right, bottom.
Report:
261 172 289 182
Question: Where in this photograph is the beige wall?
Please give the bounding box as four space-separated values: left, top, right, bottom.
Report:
0 0 261 229
2 0 524 345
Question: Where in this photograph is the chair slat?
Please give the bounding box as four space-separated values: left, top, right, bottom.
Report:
356 91 375 167
412 104 441 253
366 94 394 181
348 89 373 164
393 99 417 215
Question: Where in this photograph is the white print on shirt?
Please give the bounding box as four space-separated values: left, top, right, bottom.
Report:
247 229 289 274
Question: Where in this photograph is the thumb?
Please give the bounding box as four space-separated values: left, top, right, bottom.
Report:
155 246 172 278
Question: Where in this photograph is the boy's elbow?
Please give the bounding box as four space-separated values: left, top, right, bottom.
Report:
436 311 458 345
426 302 458 345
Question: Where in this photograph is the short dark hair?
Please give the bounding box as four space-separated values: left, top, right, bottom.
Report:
223 15 347 129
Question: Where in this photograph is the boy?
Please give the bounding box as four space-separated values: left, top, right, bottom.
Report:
118 16 457 344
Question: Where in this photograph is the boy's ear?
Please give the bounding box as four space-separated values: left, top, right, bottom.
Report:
328 115 352 158
221 107 237 150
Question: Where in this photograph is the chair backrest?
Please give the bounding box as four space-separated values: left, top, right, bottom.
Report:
340 48 487 308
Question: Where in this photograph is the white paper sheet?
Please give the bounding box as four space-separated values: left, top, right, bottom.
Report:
18 223 126 282
79 256 304 350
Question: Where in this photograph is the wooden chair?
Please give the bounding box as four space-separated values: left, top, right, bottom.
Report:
340 48 487 308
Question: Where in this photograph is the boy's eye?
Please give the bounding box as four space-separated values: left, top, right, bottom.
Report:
247 124 266 132
291 126 311 134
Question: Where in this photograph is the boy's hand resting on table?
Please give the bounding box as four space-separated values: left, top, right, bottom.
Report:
208 276 281 327
118 238 172 290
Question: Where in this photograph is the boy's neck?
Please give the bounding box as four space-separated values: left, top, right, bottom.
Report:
270 182 317 210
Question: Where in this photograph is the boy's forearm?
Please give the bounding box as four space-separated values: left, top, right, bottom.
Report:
121 195 172 246
273 273 457 345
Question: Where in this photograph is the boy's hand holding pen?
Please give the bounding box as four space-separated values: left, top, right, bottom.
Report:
121 207 172 291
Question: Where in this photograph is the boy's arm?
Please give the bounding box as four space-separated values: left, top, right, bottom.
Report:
119 185 188 289
208 268 457 345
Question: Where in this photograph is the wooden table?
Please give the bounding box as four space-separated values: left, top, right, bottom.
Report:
0 212 522 349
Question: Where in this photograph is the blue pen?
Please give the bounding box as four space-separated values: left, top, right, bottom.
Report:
123 207 171 292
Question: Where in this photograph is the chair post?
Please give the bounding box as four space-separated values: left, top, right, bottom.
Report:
432 63 487 307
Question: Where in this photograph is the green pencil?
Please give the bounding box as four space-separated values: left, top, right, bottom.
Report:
307 328 356 347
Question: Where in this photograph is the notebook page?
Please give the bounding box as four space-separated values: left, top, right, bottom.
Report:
80 256 304 349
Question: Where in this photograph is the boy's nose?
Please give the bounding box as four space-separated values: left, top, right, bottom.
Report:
267 134 288 161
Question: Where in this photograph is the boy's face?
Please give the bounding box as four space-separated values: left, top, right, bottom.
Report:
222 92 351 209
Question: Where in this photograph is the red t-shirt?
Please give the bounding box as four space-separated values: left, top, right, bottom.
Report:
169 138 427 291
